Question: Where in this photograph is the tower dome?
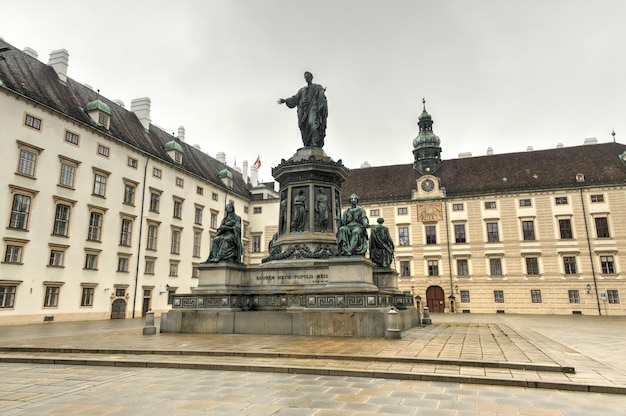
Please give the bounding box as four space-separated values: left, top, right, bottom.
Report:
412 99 442 175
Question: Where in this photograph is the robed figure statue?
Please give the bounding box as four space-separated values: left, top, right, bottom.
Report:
336 194 369 256
277 71 328 147
206 203 243 263
370 218 395 268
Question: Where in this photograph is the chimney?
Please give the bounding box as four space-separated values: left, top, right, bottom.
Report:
556 142 564 148
486 147 493 155
130 97 151 130
458 152 472 158
48 49 69 82
584 137 598 145
23 47 38 59
250 165 259 187
360 161 371 168
242 160 249 184
113 99 125 108
177 126 185 142
527 146 533 151
216 152 226 164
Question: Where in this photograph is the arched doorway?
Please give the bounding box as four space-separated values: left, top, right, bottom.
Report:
426 286 445 313
111 299 127 319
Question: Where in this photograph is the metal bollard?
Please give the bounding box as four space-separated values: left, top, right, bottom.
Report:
385 308 401 339
422 306 432 325
143 310 157 335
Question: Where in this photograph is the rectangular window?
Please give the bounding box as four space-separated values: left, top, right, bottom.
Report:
555 196 568 205
120 219 133 246
425 226 437 244
169 263 179 277
600 255 615 274
146 224 158 250
210 213 218 229
522 220 535 240
244 206 249 213
196 186 204 195
590 194 605 203
193 231 201 257
212 192 219 201
399 227 409 246
85 253 98 269
52 204 71 236
460 290 470 303
252 235 262 253
145 259 155 274
9 194 31 230
150 193 160 212
98 113 109 127
494 290 504 303
87 212 103 241
484 201 496 209
607 290 620 304
59 163 76 187
568 289 580 304
486 222 499 242
171 229 181 254
115 288 125 297
253 207 262 214
175 177 184 187
490 258 503 276
400 261 411 277
44 286 59 307
153 168 162 178
173 200 183 219
25 114 41 130
398 207 408 215
18 149 37 176
195 207 203 224
4 245 23 263
427 260 439 276
93 174 107 196
0 286 17 308
168 290 176 305
525 257 539 275
454 224 466 243
97 144 110 157
124 184 136 205
49 250 64 267
563 256 577 275
370 209 380 216
81 287 94 306
595 217 610 238
519 199 532 207
127 157 138 168
559 219 573 239
452 203 464 211
531 289 542 303
117 257 129 272
457 259 469 276
65 130 79 145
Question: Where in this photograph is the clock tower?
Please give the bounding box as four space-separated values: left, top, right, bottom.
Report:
412 99 442 175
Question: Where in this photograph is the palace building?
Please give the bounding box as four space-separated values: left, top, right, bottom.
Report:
1 38 624 324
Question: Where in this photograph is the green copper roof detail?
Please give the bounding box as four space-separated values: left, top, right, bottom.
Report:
164 140 183 153
85 99 111 114
218 168 233 179
413 131 441 149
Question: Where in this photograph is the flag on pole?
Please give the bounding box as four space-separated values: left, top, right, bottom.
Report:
253 155 261 169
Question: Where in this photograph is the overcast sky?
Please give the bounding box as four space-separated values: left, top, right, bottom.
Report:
3 1 626 182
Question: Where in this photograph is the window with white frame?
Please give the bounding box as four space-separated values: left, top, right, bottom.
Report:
43 285 60 307
175 177 184 187
568 289 580 304
559 218 573 239
65 130 79 145
489 258 503 276
49 245 67 267
25 113 42 130
595 217 610 238
92 169 110 197
525 257 539 275
17 147 38 177
456 258 469 276
398 207 408 215
563 256 577 275
555 196 568 205
127 157 138 168
81 286 95 306
59 159 78 188
87 211 104 241
149 190 161 212
252 235 262 253
193 231 201 257
195 206 203 225
153 167 162 178
519 199 532 207
427 259 439 276
9 192 32 230
454 224 466 243
484 201 496 209
452 203 464 211
4 243 24 264
145 258 156 274
600 255 616 274
590 194 605 203
398 226 409 246
486 222 499 242
400 260 411 277
52 203 71 236
171 228 181 254
84 252 99 270
146 223 158 250
425 225 437 244
97 144 110 157
0 285 17 308
123 182 137 205
120 218 133 246
169 262 179 277
522 220 535 240
607 290 620 304
494 290 504 303
530 289 542 303
460 290 470 303
173 199 183 219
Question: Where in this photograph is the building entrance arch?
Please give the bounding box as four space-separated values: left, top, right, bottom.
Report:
111 299 127 319
426 286 445 313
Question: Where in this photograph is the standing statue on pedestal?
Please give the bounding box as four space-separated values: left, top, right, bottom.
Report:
315 187 330 232
206 203 242 263
291 189 307 232
336 194 369 256
277 71 328 147
370 218 395 268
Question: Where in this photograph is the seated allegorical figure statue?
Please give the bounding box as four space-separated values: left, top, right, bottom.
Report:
336 193 369 256
206 203 242 263
370 217 395 268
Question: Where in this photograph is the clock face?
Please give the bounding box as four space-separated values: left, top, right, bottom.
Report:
421 179 435 192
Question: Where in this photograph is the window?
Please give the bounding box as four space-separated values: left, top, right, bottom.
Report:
600 255 615 274
197 186 204 195
93 173 107 197
519 199 532 207
244 206 249 213
210 212 218 229
97 144 110 157
425 226 437 244
173 199 183 219
489 258 503 276
145 259 155 274
115 288 126 297
195 207 203 224
366 209 379 217
192 265 199 278
193 231 201 257
452 203 464 211
486 222 499 242
87 212 103 241
253 235 262 253
168 289 176 305
9 193 32 230
400 261 411 277
212 192 218 201
607 290 620 304
44 286 60 307
525 257 539 275
65 130 79 145
85 253 98 269
568 289 580 304
169 262 179 277
150 192 160 212
253 207 262 214
494 290 504 303
398 227 409 246
171 229 181 254
0 285 17 308
595 217 610 238
427 260 439 276
590 194 604 203
52 204 71 236
128 157 138 168
454 224 466 243
563 256 577 275
555 197 568 205
176 177 184 187
484 201 496 209
146 224 158 250
17 148 37 176
4 244 23 264
49 249 65 267
81 287 94 307
153 168 162 178
457 259 469 276
398 207 408 215
120 218 133 246
531 289 542 303
460 290 470 303
123 183 136 205
59 162 76 187
98 113 110 127
25 113 41 130
117 257 129 272
559 219 573 239
522 220 535 240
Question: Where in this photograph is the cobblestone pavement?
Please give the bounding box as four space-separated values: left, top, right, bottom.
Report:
0 313 625 414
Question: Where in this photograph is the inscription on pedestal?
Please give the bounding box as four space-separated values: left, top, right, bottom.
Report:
255 273 329 284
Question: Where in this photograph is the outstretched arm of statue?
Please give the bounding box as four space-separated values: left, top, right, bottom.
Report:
277 98 285 104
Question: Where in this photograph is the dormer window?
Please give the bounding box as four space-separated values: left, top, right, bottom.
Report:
164 140 183 164
85 99 111 130
218 168 233 188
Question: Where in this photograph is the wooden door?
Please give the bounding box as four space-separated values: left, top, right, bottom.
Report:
111 299 127 319
426 286 445 313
